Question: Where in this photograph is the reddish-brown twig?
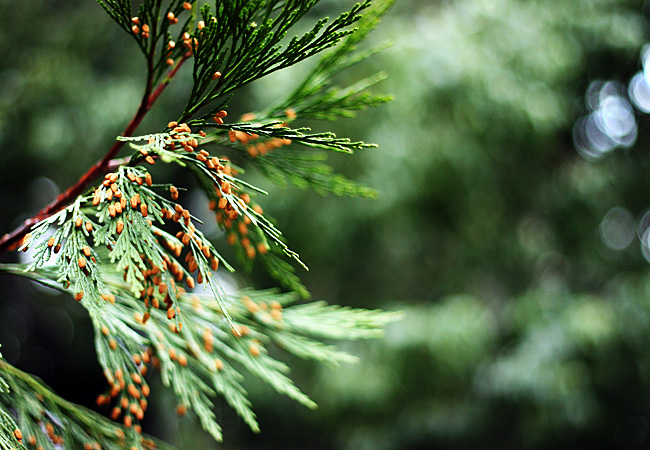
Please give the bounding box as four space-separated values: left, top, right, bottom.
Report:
0 53 191 255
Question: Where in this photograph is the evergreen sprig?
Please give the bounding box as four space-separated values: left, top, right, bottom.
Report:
178 0 394 198
0 356 176 450
182 0 373 121
20 197 107 311
0 265 397 442
190 121 378 199
267 0 394 121
96 0 200 85
0 0 397 447
119 130 307 270
0 362 25 450
251 147 378 196
207 121 376 153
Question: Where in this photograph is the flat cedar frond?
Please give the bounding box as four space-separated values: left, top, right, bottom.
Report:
0 0 397 447
0 264 397 441
250 147 378 197
203 120 377 153
0 365 25 450
0 357 176 450
96 1 199 83
269 0 395 120
181 0 373 120
119 130 306 270
19 197 107 311
279 71 393 121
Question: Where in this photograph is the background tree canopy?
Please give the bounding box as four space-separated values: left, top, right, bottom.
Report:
3 0 650 449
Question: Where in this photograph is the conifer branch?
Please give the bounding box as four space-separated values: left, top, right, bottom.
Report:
203 0 394 197
205 121 376 153
0 1 398 447
268 0 394 120
0 263 398 442
0 4 194 256
119 130 308 274
178 0 373 122
0 358 176 450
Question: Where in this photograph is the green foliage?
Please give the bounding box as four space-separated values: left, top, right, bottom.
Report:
0 0 396 449
96 0 199 84
5 0 650 449
183 0 374 120
0 355 175 450
0 263 395 444
267 0 394 121
253 148 379 197
0 364 25 450
0 0 396 448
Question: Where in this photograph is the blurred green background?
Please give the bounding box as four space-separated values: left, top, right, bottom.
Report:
5 0 650 449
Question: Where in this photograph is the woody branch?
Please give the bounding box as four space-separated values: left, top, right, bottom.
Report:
0 52 192 255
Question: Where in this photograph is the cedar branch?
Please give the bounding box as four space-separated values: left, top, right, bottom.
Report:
0 54 191 255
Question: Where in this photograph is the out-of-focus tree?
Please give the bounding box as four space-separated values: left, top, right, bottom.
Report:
245 1 650 449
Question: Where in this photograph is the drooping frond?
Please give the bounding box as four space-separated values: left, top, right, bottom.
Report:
2 0 396 447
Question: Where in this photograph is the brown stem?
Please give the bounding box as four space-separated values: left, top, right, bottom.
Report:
0 54 191 255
